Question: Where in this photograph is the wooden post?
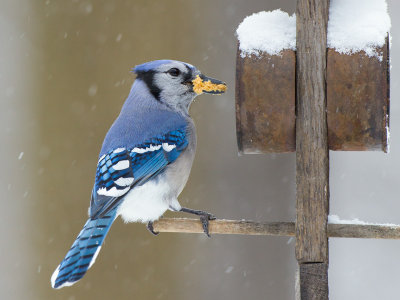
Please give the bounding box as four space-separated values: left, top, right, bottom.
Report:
234 2 390 298
295 0 330 299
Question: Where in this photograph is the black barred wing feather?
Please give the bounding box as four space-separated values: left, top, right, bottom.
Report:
90 129 188 218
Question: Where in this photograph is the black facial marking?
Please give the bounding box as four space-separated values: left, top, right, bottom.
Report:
182 64 193 83
135 70 161 101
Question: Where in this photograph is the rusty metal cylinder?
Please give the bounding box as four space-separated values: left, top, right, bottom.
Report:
236 49 296 153
235 39 390 154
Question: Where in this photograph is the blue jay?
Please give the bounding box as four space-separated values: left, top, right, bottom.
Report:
51 60 227 289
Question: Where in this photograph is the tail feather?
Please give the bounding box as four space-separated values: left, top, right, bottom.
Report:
51 208 118 289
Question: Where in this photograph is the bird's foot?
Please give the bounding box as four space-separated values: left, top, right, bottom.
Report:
180 207 216 237
146 221 159 236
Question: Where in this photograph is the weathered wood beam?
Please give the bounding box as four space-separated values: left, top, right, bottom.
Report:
296 0 330 264
152 218 400 239
295 0 330 299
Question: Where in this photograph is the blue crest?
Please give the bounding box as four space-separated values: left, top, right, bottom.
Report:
133 60 173 73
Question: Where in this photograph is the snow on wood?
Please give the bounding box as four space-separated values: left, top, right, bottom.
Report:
236 10 296 57
236 0 390 58
328 214 400 228
327 0 391 60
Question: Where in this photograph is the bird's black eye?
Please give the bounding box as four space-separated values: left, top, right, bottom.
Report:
167 68 181 77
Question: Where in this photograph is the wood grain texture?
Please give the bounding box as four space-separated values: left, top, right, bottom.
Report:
297 263 329 300
328 223 400 239
152 218 400 239
153 218 295 236
295 0 330 264
296 1 330 298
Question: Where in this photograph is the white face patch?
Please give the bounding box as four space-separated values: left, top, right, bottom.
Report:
132 144 161 154
162 143 176 152
97 186 130 197
152 61 199 114
114 177 134 186
112 160 129 170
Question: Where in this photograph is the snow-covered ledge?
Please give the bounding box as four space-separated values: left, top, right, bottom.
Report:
236 10 296 57
328 0 391 61
328 215 400 228
236 0 391 60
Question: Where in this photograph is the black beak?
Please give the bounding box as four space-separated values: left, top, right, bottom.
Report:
192 74 227 95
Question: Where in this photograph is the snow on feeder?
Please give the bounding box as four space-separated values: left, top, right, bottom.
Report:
235 1 390 154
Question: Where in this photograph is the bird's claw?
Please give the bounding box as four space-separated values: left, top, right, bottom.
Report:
146 221 159 236
206 213 216 220
200 214 214 237
180 207 216 237
179 207 216 237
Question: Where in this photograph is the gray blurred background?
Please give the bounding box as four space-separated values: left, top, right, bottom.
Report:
0 0 399 299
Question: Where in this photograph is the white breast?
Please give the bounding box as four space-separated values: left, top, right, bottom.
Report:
117 177 173 223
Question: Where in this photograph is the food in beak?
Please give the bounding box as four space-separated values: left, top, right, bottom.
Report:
192 75 227 95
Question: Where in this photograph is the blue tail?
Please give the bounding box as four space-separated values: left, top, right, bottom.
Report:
51 208 118 289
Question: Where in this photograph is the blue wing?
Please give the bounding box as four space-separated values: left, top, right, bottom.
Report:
90 129 188 218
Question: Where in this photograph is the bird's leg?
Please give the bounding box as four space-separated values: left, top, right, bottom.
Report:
146 221 159 236
179 207 216 237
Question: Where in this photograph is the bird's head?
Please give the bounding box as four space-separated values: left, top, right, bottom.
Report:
133 60 226 113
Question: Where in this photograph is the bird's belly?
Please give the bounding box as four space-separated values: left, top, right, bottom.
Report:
117 178 172 223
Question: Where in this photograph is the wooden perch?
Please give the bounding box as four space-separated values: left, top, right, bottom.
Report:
152 218 400 240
